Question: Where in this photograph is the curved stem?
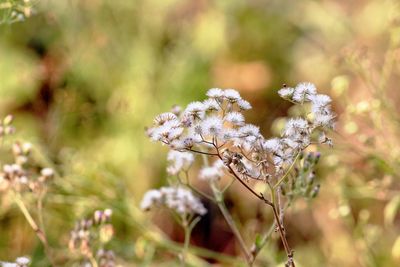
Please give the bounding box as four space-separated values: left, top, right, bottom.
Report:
274 153 300 189
191 143 296 266
199 150 253 265
211 183 253 264
181 216 200 267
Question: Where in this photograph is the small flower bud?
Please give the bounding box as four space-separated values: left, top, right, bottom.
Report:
94 210 103 224
314 152 321 164
104 209 112 221
310 184 320 198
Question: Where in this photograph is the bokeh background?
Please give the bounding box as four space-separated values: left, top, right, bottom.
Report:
1 0 400 266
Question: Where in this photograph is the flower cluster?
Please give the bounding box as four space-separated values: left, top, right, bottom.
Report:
281 152 322 199
147 83 334 182
0 257 30 267
140 186 207 216
69 209 115 266
0 141 54 193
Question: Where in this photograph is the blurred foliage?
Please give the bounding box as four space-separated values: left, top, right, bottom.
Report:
0 0 400 266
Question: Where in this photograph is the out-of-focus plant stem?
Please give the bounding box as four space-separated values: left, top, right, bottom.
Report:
200 153 253 265
13 191 56 266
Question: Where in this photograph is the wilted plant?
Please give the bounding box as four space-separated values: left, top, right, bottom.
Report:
142 83 335 266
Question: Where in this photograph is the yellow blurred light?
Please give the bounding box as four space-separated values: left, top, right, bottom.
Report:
331 75 349 97
356 101 370 113
344 121 358 134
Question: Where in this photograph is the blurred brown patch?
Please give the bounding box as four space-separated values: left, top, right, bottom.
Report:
212 60 271 92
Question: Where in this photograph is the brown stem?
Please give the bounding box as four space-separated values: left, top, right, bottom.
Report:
190 143 295 266
272 205 295 267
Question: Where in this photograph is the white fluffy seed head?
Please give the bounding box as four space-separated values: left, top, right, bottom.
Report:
278 87 295 99
206 88 224 98
223 89 242 102
224 112 245 126
239 124 260 136
141 186 207 215
203 99 220 111
292 82 317 102
201 116 223 136
154 112 178 126
140 189 163 211
237 99 252 110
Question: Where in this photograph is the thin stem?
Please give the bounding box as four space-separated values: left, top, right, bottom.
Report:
271 205 295 267
199 148 253 265
211 182 253 264
180 216 200 267
177 173 215 203
185 148 218 156
221 177 235 194
193 141 296 265
274 153 301 189
13 191 56 266
37 190 46 239
250 221 276 261
181 223 190 266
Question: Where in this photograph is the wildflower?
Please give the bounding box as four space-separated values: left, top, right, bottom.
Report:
237 99 252 110
239 124 260 137
278 86 295 99
154 112 178 126
224 112 245 126
140 189 162 211
141 186 207 216
292 82 317 102
185 101 205 119
313 113 335 129
283 118 309 137
223 89 242 102
0 257 30 267
310 94 332 113
203 99 220 111
206 88 224 99
200 116 223 137
166 151 194 175
263 138 281 153
221 128 238 141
